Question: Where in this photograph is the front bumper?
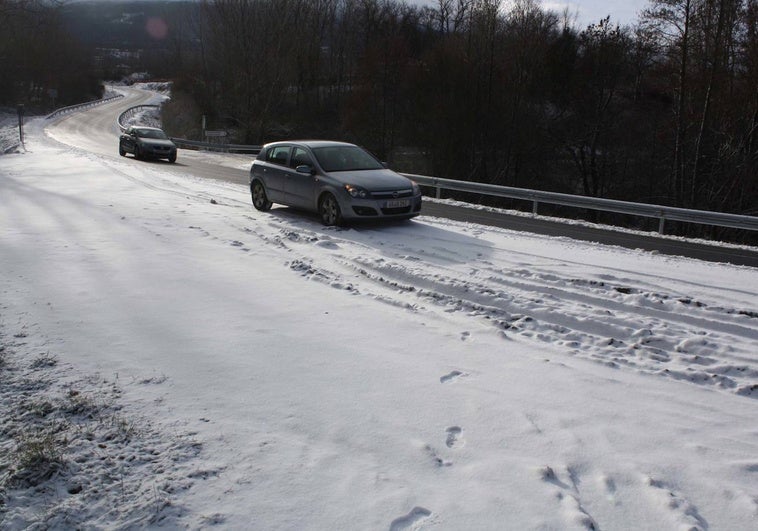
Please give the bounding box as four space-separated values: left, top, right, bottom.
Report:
140 144 176 159
343 194 422 220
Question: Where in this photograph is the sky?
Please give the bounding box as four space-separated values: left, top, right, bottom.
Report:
77 0 649 29
541 0 648 26
414 0 649 27
1 85 757 528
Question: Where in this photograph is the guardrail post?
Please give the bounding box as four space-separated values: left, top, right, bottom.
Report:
658 215 666 234
17 104 24 145
532 200 538 215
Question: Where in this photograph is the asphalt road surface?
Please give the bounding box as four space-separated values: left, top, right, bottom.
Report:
46 88 758 268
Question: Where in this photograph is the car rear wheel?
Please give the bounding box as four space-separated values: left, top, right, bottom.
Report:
134 146 141 160
319 193 342 226
251 180 272 211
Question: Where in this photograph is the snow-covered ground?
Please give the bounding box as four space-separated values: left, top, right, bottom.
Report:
1 119 757 529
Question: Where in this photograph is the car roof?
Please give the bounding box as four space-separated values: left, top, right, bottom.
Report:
263 140 356 149
131 126 163 131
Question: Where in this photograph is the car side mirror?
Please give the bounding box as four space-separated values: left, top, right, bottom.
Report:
381 161 389 168
296 165 315 175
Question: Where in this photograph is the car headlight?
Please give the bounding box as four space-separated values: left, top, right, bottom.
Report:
411 180 420 195
345 184 370 199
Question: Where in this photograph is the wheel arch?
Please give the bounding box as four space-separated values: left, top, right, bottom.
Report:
316 185 342 211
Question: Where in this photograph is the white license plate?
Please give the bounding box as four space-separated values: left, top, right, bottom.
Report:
385 199 410 208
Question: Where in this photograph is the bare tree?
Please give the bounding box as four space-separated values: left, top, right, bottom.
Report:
690 0 742 207
433 0 471 34
641 0 696 206
202 0 304 142
0 0 98 108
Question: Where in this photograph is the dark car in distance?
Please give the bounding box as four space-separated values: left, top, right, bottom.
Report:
119 126 177 163
249 140 422 226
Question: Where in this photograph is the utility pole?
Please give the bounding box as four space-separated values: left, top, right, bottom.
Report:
17 104 24 146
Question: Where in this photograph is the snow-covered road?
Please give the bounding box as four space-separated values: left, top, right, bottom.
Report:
1 117 757 529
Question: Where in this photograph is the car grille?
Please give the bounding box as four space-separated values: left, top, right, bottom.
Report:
371 189 413 199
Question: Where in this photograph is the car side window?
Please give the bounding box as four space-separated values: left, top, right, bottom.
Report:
267 146 290 166
290 147 312 169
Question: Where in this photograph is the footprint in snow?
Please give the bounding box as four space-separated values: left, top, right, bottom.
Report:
597 474 621 506
440 370 467 384
645 476 707 530
316 240 339 250
198 512 226 525
389 506 432 531
445 426 464 448
424 444 452 467
539 466 598 530
189 225 209 236
739 462 758 473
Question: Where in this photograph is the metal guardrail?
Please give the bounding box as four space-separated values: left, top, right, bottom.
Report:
118 104 261 154
117 104 161 131
46 94 124 120
1 94 123 153
171 137 261 154
404 173 758 235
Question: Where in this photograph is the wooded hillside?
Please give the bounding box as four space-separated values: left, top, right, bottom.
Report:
2 0 756 239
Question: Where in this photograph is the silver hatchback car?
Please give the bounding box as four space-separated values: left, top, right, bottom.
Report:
249 141 422 226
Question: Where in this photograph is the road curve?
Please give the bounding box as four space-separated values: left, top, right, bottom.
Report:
45 86 251 186
45 88 758 268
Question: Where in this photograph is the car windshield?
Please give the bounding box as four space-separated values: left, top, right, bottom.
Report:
312 146 383 172
135 128 168 140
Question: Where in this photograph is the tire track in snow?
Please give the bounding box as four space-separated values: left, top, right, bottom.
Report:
103 162 758 400
246 220 758 399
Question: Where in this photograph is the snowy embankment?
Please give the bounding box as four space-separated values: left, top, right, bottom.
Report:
1 120 757 529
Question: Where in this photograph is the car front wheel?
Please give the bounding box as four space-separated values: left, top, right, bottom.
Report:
319 193 342 226
119 143 125 156
251 180 272 211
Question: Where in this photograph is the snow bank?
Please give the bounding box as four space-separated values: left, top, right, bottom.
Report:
0 113 21 154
